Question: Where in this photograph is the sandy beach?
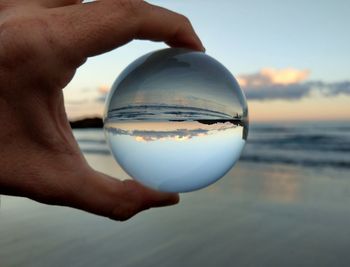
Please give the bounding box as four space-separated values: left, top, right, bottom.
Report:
1 149 350 266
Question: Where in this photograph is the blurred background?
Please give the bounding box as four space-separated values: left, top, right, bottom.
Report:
1 1 350 266
65 0 350 122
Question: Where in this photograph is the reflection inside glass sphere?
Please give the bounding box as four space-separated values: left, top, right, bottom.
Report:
104 48 248 192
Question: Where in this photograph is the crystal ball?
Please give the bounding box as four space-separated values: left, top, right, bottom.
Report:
104 48 248 192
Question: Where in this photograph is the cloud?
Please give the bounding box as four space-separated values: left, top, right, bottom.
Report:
238 68 350 100
237 68 310 87
94 85 110 102
65 68 350 120
106 122 237 142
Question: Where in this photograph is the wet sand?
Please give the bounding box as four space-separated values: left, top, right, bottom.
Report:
1 154 350 267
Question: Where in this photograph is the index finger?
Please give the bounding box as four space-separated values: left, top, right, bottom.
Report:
49 0 205 59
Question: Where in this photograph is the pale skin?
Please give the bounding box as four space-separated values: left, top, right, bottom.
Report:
0 0 204 220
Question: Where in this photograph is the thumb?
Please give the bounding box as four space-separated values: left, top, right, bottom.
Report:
65 169 179 221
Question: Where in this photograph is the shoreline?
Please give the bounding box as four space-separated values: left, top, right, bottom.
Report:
1 160 350 266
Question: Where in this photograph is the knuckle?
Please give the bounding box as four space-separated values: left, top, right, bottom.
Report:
179 14 191 26
110 205 138 221
45 13 87 67
108 180 145 221
0 21 24 66
173 14 193 34
114 0 144 14
0 17 46 69
182 15 190 23
0 13 80 85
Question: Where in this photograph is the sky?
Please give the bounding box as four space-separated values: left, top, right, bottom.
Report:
107 121 245 192
64 0 350 122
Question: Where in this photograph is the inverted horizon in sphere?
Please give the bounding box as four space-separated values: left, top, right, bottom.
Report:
104 48 248 192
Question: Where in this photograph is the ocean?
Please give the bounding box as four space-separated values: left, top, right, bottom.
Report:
76 121 350 170
1 121 350 267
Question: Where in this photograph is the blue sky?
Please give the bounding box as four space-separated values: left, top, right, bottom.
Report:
65 0 350 121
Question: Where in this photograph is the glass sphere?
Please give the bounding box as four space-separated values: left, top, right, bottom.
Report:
104 48 248 193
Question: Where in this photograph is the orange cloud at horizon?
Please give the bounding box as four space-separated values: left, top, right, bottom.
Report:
237 67 310 87
261 68 310 85
236 67 349 121
98 85 110 94
249 94 350 122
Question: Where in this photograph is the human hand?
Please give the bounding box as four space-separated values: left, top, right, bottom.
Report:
0 0 204 220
